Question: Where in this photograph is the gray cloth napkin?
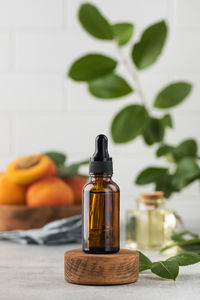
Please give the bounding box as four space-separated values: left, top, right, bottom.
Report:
0 215 82 245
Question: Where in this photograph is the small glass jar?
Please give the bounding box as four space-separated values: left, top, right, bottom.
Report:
126 191 176 250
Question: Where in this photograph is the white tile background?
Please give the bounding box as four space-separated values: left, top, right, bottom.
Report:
0 0 199 224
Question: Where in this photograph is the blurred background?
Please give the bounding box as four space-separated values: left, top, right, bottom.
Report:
0 0 199 225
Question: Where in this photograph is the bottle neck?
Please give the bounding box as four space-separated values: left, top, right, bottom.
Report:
136 192 165 210
137 196 165 210
90 174 112 183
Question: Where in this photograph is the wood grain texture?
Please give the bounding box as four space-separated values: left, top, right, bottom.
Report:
64 248 139 285
0 205 82 231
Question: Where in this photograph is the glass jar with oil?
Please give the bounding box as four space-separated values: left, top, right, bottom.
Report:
126 191 176 250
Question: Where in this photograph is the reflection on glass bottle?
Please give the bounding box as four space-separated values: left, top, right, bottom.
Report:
126 192 176 250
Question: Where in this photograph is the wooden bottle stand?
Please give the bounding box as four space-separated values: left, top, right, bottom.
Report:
64 248 139 285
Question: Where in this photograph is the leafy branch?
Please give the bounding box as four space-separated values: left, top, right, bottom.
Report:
139 251 200 280
161 231 200 254
44 151 89 177
140 230 200 280
68 2 200 198
114 41 148 109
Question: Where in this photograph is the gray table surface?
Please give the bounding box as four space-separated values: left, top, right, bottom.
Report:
0 239 200 300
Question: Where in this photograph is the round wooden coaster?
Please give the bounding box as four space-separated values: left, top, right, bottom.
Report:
64 248 139 285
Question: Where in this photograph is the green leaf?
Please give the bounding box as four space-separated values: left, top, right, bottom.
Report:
78 3 113 40
167 252 200 266
89 74 133 99
172 231 190 242
111 104 148 143
156 145 174 157
173 139 198 161
135 167 168 185
68 54 117 82
151 260 179 280
161 114 173 128
58 165 76 177
161 238 200 254
181 240 200 254
139 249 200 280
155 174 177 198
132 20 167 69
154 82 192 109
138 251 153 272
172 231 199 242
112 23 134 46
143 117 164 145
45 151 66 167
173 176 188 191
173 157 200 191
175 157 200 181
58 159 89 177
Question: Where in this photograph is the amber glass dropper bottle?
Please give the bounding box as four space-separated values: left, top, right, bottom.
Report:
82 134 120 254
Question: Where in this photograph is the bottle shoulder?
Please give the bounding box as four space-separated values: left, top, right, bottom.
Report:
83 178 120 193
110 180 120 192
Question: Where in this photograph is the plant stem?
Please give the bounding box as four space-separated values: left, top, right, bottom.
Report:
115 42 149 111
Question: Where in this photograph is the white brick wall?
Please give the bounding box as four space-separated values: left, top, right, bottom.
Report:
0 0 199 221
0 0 63 28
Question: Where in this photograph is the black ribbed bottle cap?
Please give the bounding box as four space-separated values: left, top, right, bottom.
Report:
89 134 113 175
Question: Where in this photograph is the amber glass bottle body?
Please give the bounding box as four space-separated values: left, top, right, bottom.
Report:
82 174 120 254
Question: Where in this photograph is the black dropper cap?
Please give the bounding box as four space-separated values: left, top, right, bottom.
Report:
89 134 113 175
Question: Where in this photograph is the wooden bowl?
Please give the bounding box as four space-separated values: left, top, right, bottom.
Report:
0 205 82 231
